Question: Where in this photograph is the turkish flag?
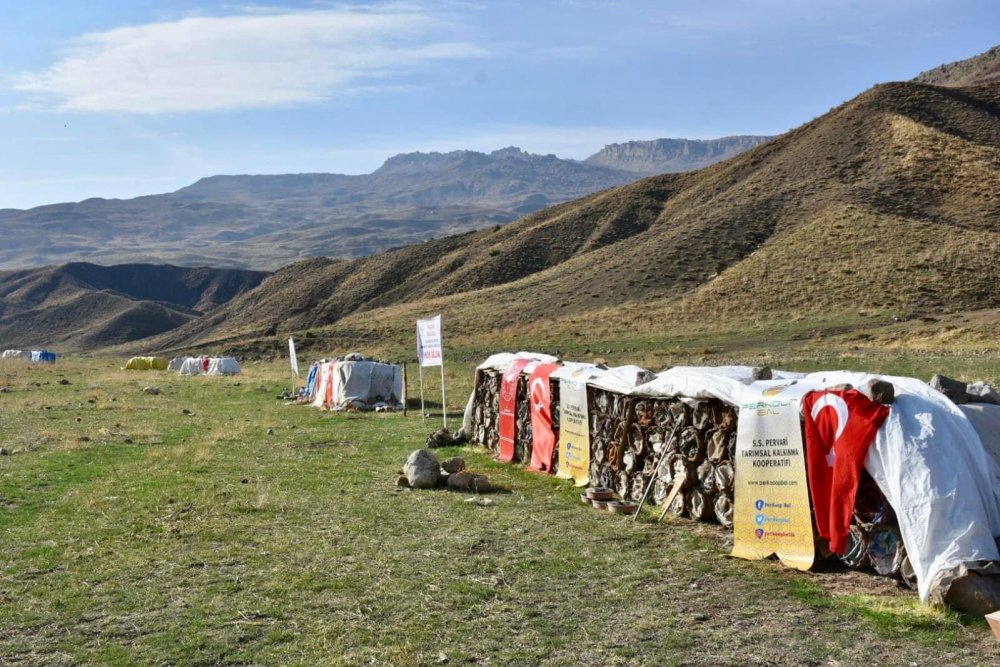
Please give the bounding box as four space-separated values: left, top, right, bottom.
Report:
528 364 561 473
803 389 889 554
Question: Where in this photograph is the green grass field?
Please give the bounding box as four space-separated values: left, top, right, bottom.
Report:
2 356 999 665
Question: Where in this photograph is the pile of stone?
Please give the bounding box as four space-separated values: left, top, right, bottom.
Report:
398 449 493 493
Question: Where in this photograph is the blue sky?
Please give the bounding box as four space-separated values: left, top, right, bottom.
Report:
0 0 996 209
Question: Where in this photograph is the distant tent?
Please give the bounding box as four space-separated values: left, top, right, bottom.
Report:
311 357 402 410
30 351 56 364
168 357 185 371
2 350 30 360
125 356 168 371
178 357 204 375
206 357 241 376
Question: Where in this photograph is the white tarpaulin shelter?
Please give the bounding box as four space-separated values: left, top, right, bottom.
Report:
310 359 403 410
2 350 30 360
178 357 204 375
207 357 241 376
632 365 1000 603
464 358 1000 603
168 357 185 371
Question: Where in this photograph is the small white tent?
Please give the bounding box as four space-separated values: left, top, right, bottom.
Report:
310 358 403 410
2 350 30 360
206 357 241 376
178 357 204 375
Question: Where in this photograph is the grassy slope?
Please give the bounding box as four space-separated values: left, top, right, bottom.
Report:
2 357 1000 665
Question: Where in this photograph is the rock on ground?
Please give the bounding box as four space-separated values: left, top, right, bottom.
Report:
404 449 441 489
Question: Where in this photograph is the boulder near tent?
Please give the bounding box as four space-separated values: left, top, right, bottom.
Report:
310 356 403 411
124 356 168 371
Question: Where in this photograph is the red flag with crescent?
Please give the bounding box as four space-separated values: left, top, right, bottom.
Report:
803 389 889 554
527 363 561 473
498 358 532 463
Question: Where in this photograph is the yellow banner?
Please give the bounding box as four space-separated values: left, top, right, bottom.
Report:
731 381 815 571
555 378 590 487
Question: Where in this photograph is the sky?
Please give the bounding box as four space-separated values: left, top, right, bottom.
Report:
0 0 996 209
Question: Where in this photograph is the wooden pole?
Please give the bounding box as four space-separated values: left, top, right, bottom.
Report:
419 364 426 424
440 362 447 430
402 361 408 417
633 420 683 521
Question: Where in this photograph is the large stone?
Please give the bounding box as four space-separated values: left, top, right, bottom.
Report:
751 366 773 381
867 379 895 405
930 374 969 403
441 457 466 473
447 471 492 493
404 449 441 489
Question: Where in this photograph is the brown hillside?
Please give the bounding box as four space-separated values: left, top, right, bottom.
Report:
914 45 1000 87
148 80 1000 353
0 263 267 350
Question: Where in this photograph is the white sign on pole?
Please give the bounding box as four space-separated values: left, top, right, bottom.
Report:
288 337 300 377
416 315 443 367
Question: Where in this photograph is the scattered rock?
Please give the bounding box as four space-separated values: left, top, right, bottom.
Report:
868 379 896 405
447 471 492 493
441 457 466 474
267 428 275 436
404 449 441 489
395 475 411 488
75 417 82 423
930 374 969 404
426 428 468 448
0 387 9 393
241 478 249 484
124 438 133 444
143 386 161 395
78 436 90 443
0 447 9 455
58 379 71 385
438 652 449 663
181 408 193 415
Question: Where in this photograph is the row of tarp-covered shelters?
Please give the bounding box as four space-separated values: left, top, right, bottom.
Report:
308 357 403 411
462 352 1000 608
2 350 56 363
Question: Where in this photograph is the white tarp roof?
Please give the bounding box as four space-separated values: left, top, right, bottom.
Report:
206 357 241 376
464 356 1000 602
332 360 402 408
178 358 203 375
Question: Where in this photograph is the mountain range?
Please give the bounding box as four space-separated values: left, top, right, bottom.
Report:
3 46 999 354
0 138 767 273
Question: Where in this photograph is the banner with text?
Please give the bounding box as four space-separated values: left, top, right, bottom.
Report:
731 381 815 571
416 315 443 367
555 378 590 487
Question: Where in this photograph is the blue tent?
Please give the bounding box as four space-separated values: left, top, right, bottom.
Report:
30 350 56 363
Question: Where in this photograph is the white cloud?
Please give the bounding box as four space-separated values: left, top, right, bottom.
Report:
13 6 487 113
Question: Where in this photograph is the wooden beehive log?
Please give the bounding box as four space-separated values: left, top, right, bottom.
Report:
628 421 646 455
622 448 639 473
598 464 614 490
840 525 870 569
868 525 905 577
706 429 729 462
899 554 918 590
666 489 687 517
653 478 671 505
679 427 705 462
688 488 715 522
616 470 631 499
629 474 647 502
714 494 734 528
696 460 717 494
668 452 693 491
713 460 735 493
515 376 532 463
691 400 712 430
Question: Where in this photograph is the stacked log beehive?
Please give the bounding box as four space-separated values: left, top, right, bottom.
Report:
467 366 914 586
